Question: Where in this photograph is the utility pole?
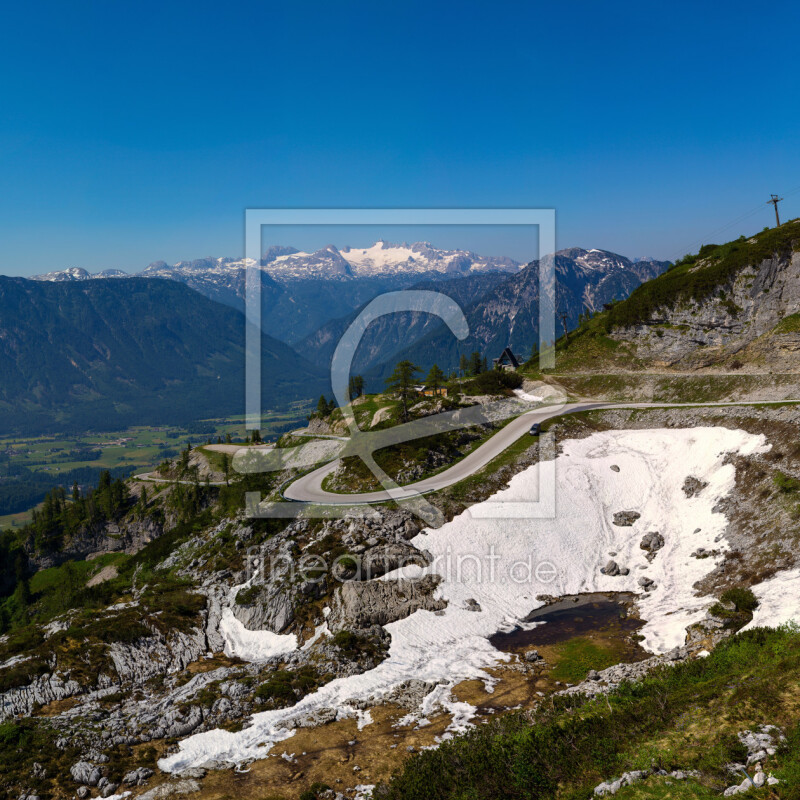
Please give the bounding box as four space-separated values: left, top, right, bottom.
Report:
560 312 570 342
767 194 783 227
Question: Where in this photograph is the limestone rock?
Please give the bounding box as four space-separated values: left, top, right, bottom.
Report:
682 476 709 497
327 575 446 631
612 511 641 527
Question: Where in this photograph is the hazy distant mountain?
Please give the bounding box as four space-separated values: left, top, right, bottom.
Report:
31 266 128 281
300 272 509 374
364 248 671 383
0 276 324 434
30 242 523 344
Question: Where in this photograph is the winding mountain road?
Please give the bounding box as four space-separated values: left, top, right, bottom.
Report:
282 399 795 505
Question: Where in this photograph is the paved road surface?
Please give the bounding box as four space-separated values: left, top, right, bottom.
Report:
283 401 608 504
282 400 795 505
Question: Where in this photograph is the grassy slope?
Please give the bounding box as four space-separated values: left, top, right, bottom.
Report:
382 625 800 800
527 219 800 380
605 218 800 329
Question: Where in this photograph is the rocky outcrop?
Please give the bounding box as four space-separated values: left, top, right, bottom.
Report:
682 476 708 497
327 575 446 631
612 511 640 527
108 628 207 685
600 560 629 576
0 624 207 722
0 673 83 720
639 531 664 561
230 539 301 633
27 516 167 570
360 542 428 579
616 248 800 369
557 645 690 700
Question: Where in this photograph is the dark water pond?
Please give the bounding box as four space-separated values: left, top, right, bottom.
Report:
489 592 643 650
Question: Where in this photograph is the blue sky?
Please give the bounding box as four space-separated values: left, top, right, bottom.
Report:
1 0 798 275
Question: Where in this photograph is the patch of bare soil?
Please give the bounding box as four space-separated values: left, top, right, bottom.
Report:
186 705 453 800
86 564 118 587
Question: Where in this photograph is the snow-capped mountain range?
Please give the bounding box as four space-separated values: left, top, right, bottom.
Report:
262 241 521 279
32 241 522 284
32 266 128 281
362 248 672 381
28 244 669 349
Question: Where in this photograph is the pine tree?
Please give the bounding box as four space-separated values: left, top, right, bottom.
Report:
349 375 365 400
459 353 469 377
469 351 483 376
385 360 421 422
425 364 445 394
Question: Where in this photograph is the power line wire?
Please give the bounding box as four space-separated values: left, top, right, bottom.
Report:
670 183 800 261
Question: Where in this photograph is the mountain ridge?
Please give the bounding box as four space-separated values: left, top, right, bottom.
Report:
360 248 670 383
0 276 324 433
28 242 524 345
551 220 800 374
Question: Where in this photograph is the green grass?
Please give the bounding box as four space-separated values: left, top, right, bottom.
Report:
774 471 800 493
774 312 800 334
550 637 627 684
523 220 800 378
29 552 128 595
380 625 800 799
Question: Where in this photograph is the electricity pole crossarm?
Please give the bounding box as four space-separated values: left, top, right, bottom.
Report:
768 194 784 227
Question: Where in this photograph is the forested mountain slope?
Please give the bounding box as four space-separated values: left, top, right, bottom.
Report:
0 277 324 433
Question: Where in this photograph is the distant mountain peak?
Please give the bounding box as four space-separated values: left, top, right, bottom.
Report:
275 240 523 280
32 266 93 281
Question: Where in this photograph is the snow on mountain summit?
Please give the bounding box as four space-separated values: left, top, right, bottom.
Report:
29 245 667 288
31 267 95 281
260 240 522 280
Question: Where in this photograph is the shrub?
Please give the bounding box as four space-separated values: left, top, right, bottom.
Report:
300 784 332 800
255 671 296 705
774 471 800 493
332 630 360 654
254 666 322 708
467 370 523 395
235 585 260 606
720 586 759 613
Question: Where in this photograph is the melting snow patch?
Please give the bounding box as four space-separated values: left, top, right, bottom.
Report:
741 568 800 632
218 608 297 661
513 388 543 403
159 427 765 773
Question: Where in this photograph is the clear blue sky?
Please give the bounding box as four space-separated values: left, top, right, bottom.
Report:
1 0 798 275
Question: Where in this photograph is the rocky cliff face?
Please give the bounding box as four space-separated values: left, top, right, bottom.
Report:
26 516 167 570
615 249 800 370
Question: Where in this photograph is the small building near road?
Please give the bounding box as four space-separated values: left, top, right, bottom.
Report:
414 385 448 397
492 347 521 371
